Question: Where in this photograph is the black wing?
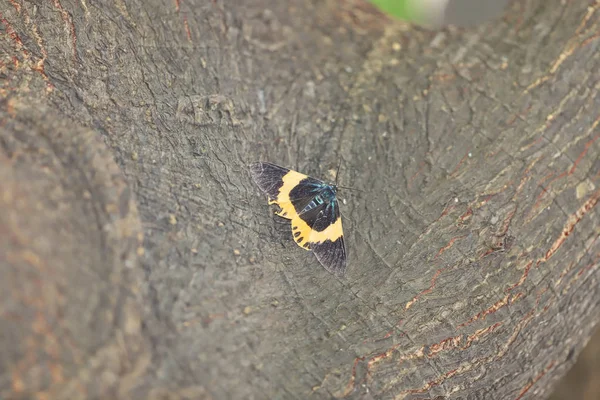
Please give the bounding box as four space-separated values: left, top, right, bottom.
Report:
309 201 346 276
249 162 325 217
248 162 294 199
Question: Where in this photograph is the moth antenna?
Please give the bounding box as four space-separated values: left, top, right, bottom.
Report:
335 159 342 187
337 185 364 193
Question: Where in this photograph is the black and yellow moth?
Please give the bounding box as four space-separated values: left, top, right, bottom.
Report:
249 162 346 276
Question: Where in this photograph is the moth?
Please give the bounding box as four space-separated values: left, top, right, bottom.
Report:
249 162 346 276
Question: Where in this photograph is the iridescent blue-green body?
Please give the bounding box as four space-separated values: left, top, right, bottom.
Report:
300 184 337 214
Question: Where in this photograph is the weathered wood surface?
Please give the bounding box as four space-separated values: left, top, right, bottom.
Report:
1 0 599 399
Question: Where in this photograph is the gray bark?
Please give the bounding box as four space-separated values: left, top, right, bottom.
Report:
1 0 599 399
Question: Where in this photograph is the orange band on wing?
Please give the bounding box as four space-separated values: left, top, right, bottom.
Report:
272 171 343 249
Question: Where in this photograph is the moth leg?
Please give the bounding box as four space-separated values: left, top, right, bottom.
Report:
271 200 294 219
275 209 291 218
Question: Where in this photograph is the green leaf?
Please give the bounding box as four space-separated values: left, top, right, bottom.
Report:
369 0 414 20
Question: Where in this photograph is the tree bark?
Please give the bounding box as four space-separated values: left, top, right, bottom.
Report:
1 0 599 399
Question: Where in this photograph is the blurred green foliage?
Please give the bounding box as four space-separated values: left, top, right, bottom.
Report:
369 0 413 20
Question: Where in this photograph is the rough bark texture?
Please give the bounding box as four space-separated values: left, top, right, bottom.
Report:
1 0 599 399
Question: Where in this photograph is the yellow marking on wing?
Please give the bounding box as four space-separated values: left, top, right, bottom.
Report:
269 170 344 249
291 217 314 249
308 218 343 243
269 196 293 220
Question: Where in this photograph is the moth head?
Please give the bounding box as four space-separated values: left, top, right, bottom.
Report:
321 185 337 203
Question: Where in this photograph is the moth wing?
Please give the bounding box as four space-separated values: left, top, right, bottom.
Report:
249 162 324 220
248 162 301 200
289 200 327 250
308 201 346 276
